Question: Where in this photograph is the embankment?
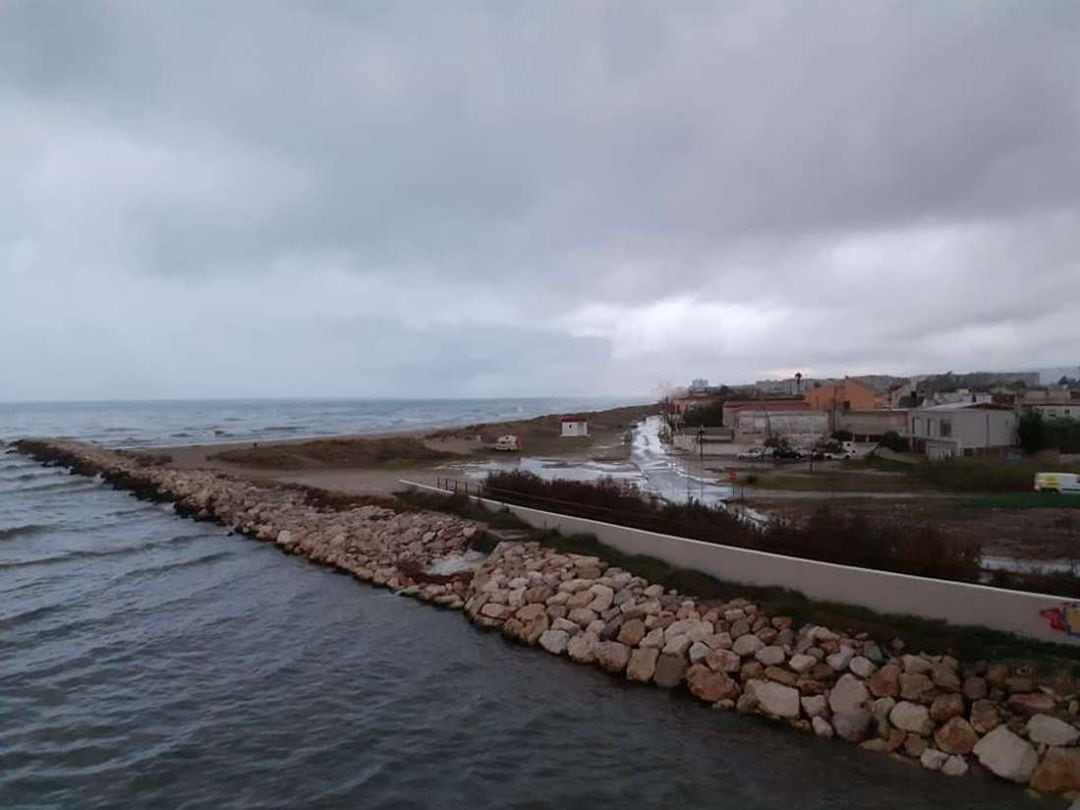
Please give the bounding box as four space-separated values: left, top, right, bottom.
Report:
10 438 1080 802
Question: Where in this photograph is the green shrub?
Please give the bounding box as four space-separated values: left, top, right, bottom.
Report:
1018 411 1080 454
879 431 909 452
1018 410 1049 455
681 400 726 427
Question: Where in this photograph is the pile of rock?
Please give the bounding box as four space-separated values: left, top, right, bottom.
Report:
466 540 1080 800
12 438 1080 802
13 439 481 608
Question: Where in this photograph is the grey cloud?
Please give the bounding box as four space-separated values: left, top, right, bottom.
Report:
1 1 1078 399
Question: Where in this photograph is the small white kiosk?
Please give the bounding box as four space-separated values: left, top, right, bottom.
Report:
560 417 589 438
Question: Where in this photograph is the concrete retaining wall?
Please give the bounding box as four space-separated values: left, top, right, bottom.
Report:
401 481 1080 646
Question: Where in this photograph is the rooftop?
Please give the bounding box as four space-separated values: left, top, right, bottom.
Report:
914 402 1014 412
726 400 811 412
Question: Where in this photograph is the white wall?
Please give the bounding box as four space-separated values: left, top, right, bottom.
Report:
402 481 1079 646
734 411 828 444
1033 405 1079 420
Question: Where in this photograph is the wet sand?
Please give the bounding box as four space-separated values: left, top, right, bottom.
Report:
146 403 656 496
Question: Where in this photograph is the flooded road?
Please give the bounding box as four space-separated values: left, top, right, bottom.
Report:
629 416 737 505
448 416 739 507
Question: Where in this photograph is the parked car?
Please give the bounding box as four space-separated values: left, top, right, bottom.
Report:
810 444 854 461
772 447 803 461
737 447 769 461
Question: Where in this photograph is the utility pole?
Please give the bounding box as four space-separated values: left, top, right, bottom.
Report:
697 425 705 502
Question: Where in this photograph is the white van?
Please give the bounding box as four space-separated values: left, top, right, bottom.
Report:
1033 472 1080 493
493 434 521 452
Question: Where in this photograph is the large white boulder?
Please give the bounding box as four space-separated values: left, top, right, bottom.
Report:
747 680 800 718
732 634 764 657
972 726 1039 783
1026 714 1080 747
829 674 870 715
538 629 570 655
889 701 933 735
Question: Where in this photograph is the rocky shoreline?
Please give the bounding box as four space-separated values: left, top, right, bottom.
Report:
10 438 1080 804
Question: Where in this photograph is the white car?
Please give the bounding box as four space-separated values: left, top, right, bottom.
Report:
737 447 770 461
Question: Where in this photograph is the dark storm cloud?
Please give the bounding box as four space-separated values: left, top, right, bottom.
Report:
1 1 1078 399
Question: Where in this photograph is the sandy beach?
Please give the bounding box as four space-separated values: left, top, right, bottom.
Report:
144 403 657 496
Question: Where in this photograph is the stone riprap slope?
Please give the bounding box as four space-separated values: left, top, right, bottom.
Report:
12 439 477 608
11 439 1080 801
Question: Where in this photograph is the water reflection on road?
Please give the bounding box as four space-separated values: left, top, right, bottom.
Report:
448 415 740 508
630 415 735 505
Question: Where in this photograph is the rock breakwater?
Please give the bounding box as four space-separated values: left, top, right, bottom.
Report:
11 438 1080 803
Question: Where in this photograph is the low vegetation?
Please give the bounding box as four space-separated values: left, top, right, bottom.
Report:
866 448 1080 495
482 471 981 579
208 436 453 469
960 492 1080 510
907 456 1080 493
480 470 1080 598
394 488 531 530
290 485 402 512
748 468 923 493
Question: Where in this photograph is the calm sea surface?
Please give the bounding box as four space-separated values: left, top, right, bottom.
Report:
0 401 1037 808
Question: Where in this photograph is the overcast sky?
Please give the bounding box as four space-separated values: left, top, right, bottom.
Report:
2 1 1079 401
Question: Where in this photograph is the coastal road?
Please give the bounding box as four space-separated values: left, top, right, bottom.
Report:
629 416 736 506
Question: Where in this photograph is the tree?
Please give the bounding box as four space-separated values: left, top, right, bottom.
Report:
879 431 909 452
1045 415 1080 453
1017 410 1048 455
682 400 725 427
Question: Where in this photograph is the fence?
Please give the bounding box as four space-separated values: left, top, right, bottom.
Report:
403 478 1080 646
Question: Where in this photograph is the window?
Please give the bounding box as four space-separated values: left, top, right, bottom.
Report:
940 419 952 437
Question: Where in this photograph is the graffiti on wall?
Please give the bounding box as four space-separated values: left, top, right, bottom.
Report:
1040 603 1080 637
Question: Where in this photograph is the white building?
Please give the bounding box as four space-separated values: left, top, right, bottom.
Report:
732 409 828 445
560 418 589 437
1031 404 1078 420
921 389 993 407
1020 388 1079 420
909 403 1018 459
